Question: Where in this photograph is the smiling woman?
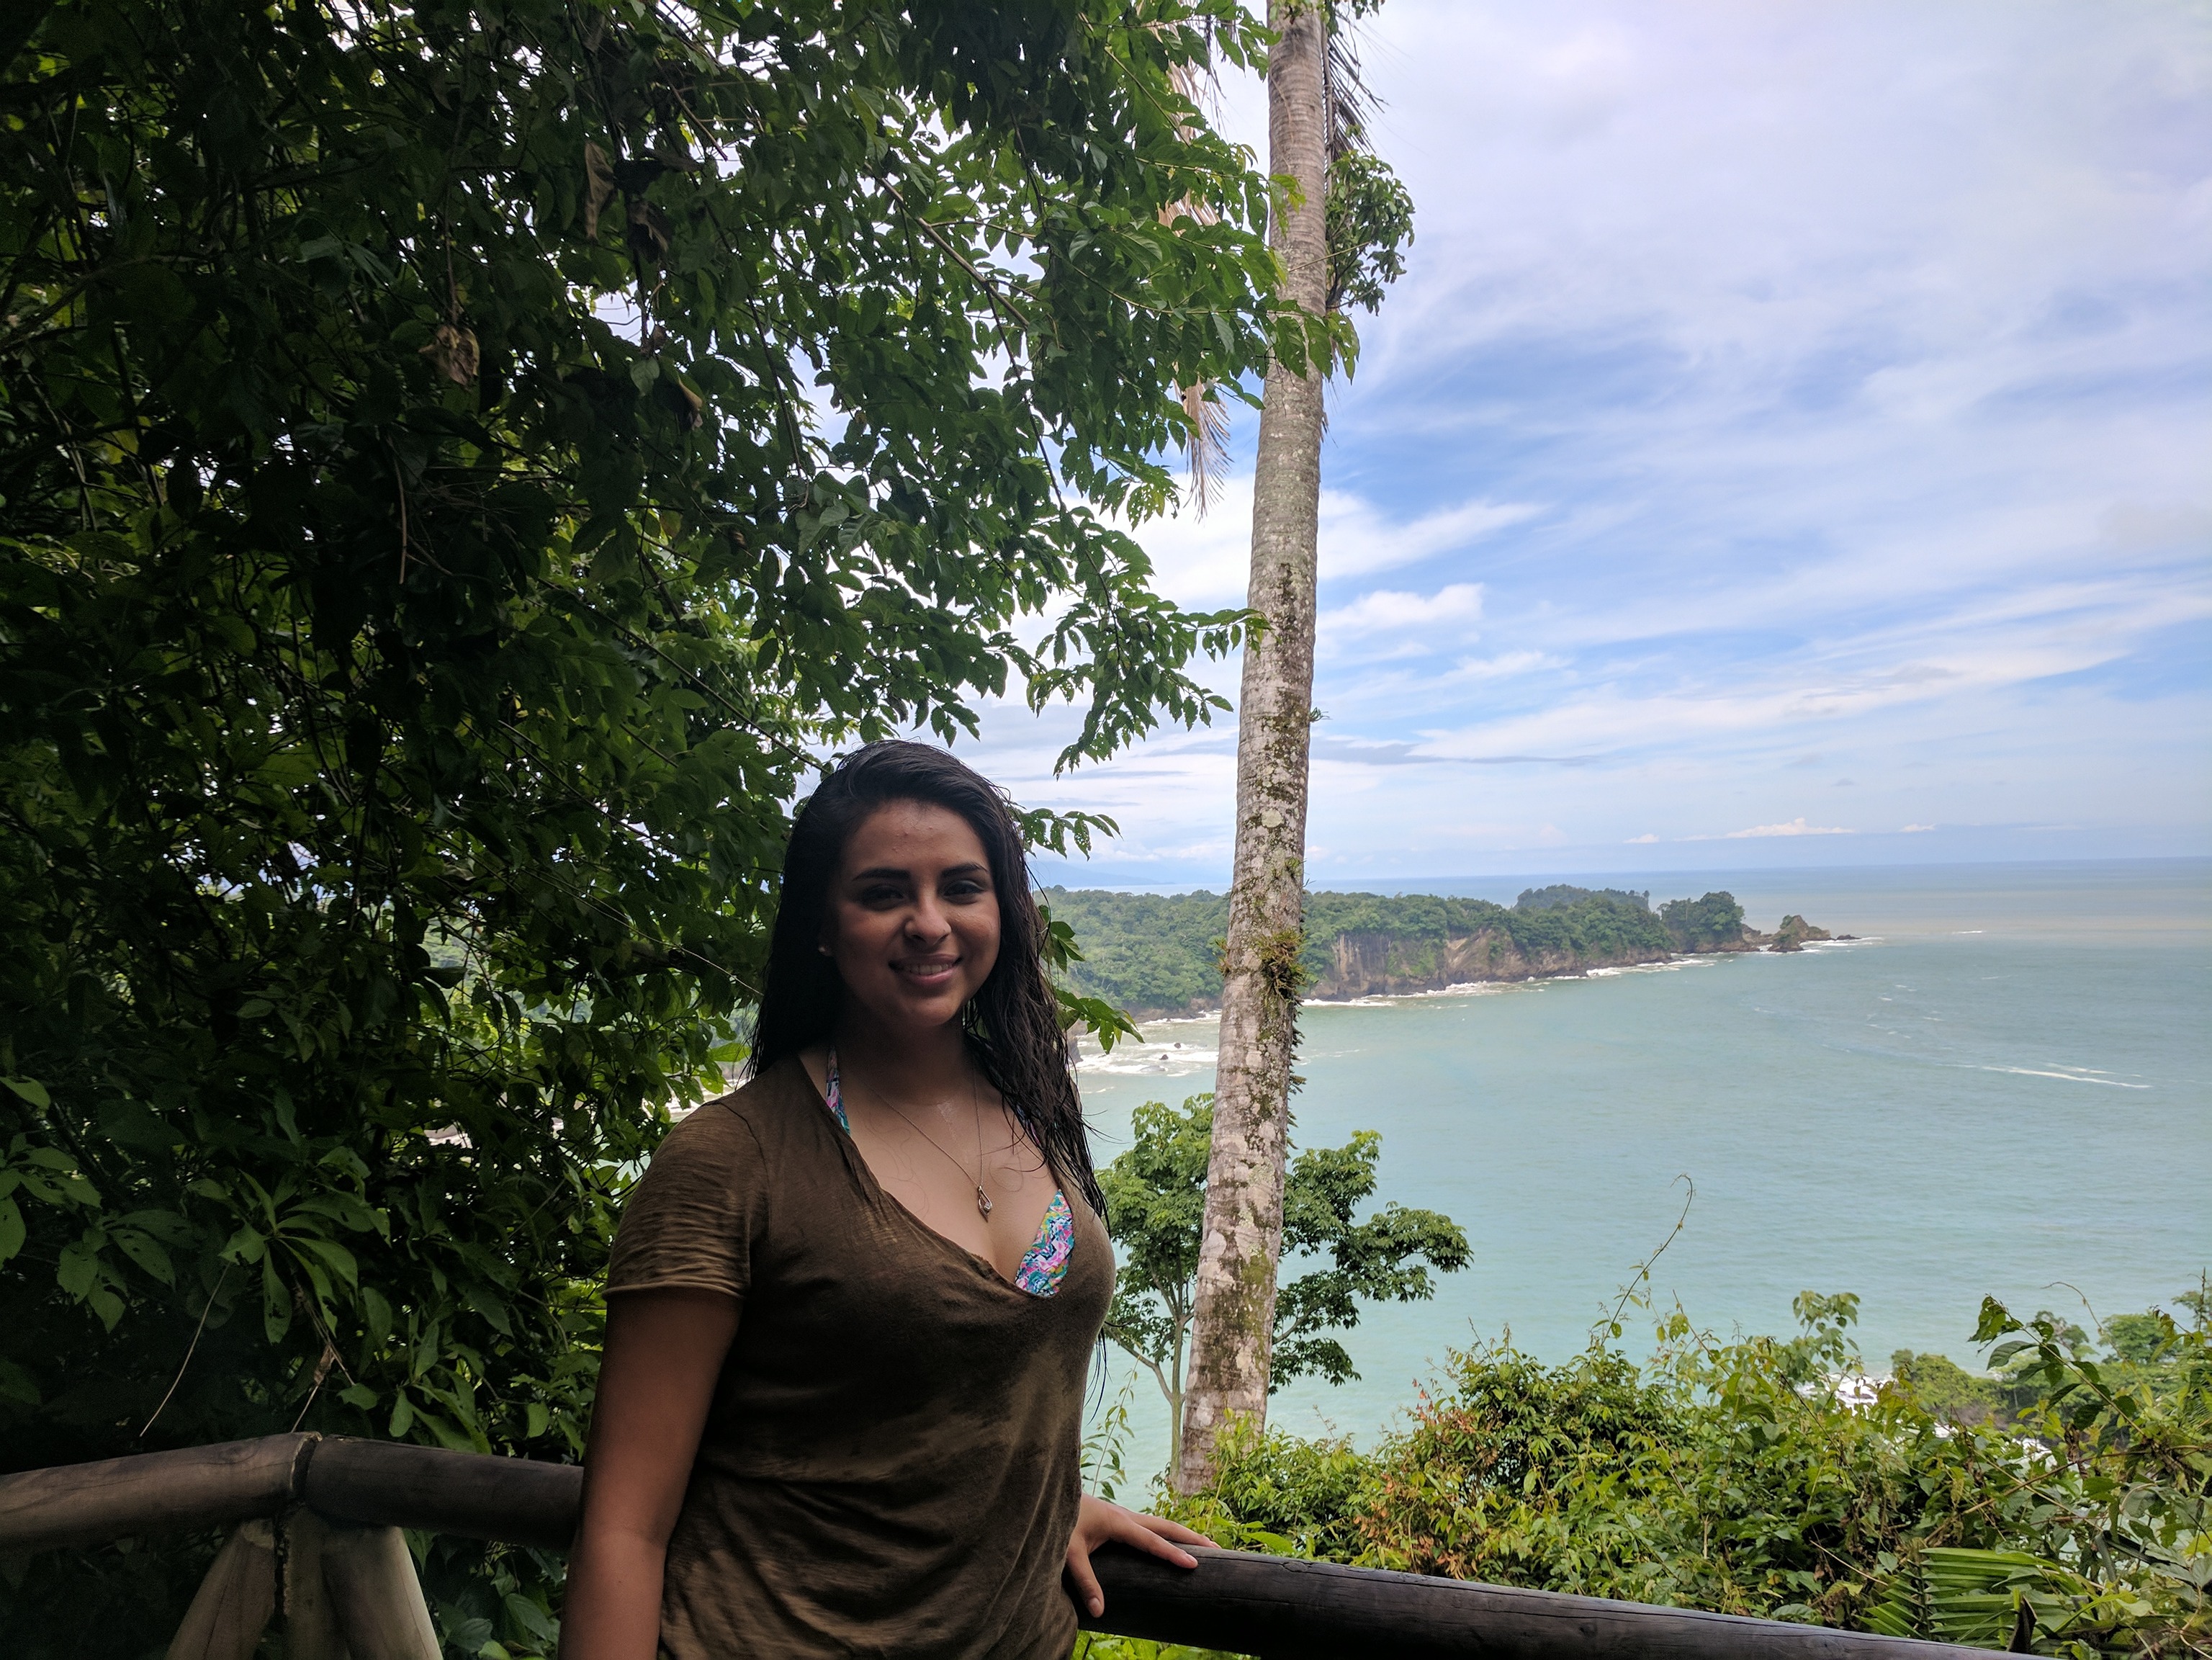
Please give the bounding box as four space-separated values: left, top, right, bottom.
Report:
562 742 1201 1659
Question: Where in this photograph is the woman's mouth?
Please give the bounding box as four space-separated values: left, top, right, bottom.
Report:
896 957 959 986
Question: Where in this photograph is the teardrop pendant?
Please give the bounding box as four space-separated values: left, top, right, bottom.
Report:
976 1187 993 1219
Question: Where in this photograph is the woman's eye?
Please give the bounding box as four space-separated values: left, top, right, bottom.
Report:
860 885 904 905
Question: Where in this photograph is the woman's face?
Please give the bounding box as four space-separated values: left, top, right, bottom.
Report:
823 800 1002 1039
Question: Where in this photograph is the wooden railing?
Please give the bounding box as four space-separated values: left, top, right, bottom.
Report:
1 1434 1987 1659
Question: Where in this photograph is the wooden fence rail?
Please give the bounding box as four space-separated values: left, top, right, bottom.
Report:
1 1434 1986 1659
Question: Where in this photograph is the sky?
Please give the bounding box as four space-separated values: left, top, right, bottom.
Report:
967 0 2212 889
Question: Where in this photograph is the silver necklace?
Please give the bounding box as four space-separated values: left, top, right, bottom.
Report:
853 1064 994 1219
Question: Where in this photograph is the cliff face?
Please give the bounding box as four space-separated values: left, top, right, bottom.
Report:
1303 914 1840 997
1311 926 1676 1000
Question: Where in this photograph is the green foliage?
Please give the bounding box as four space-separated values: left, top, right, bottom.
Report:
1660 892 1749 951
0 0 1293 1650
1098 1095 1216 1419
1040 896 1144 1053
1099 1093 1467 1469
2106 1314 2180 1368
1324 148 1413 317
1891 1350 2013 1427
1273 1125 1472 1388
1516 884 1650 913
1894 1301 2210 1432
1046 887 1234 1013
1159 1286 2212 1656
1072 1637 1247 1660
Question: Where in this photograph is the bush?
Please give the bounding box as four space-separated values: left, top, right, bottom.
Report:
1159 1288 2212 1656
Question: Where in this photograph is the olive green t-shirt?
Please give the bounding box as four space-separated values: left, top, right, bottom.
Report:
605 1056 1114 1659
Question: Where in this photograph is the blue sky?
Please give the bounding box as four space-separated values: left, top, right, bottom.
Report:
970 0 2211 887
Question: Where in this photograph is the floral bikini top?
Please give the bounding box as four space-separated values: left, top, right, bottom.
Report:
822 1050 1074 1297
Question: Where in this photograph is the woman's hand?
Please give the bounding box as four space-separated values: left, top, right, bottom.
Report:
1064 1494 1208 1620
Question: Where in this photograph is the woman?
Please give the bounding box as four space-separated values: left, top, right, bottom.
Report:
562 741 1204 1659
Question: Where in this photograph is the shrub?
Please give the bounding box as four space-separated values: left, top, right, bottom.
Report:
1161 1288 2212 1656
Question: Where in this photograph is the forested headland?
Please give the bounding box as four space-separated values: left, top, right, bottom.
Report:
1047 885 1833 1019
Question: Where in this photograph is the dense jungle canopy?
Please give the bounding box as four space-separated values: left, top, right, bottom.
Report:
0 0 1299 1645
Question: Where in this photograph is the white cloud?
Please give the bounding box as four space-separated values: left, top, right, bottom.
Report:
1346 0 2211 400
1323 582 1485 642
1130 480 1540 609
1624 832 1659 844
1408 583 2206 760
1338 501 1542 578
1442 650 1552 683
1725 818 1856 839
1901 822 1936 833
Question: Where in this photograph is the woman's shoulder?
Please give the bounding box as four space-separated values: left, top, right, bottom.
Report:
612 1057 833 1264
670 1052 829 1153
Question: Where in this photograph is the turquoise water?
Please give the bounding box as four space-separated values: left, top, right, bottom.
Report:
1074 859 2212 1476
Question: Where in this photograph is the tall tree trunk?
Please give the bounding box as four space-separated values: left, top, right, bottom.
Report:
1175 0 1330 1497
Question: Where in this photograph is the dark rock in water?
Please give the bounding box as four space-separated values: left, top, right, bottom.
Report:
1768 914 1833 953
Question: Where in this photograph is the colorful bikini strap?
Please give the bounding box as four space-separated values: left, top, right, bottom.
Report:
821 1046 853 1132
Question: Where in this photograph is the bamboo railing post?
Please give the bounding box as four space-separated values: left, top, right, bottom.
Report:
164 1519 276 1660
278 1507 345 1660
319 1522 441 1660
0 1434 315 1553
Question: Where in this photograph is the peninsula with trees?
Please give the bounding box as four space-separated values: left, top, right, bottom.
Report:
1046 886 1842 1020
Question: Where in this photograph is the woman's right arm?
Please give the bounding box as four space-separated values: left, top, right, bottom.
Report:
559 1288 741 1660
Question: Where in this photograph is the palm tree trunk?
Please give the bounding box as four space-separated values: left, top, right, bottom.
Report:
1175 0 1330 1497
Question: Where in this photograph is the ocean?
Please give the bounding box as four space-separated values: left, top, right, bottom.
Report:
1072 858 2212 1478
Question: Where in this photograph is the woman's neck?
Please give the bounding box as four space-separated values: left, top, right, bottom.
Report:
832 1010 973 1103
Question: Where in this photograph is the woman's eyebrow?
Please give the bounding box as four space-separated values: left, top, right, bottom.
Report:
848 860 989 881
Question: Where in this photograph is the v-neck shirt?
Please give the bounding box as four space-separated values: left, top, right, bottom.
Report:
820 1046 1075 1296
604 1055 1114 1659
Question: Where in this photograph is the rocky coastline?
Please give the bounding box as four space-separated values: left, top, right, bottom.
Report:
1241 914 1844 1010
1046 885 1852 1023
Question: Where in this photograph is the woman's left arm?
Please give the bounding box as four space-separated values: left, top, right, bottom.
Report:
1064 1494 1207 1619
562 1288 740 1660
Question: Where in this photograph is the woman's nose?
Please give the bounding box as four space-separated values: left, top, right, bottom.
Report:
905 894 950 939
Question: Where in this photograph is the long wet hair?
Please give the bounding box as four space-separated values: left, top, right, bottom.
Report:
747 741 1104 1215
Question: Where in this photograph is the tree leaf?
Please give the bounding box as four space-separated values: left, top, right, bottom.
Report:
583 140 616 240
111 1227 175 1283
0 1356 40 1406
419 324 480 387
56 1234 102 1297
289 1234 359 1288
261 1257 292 1344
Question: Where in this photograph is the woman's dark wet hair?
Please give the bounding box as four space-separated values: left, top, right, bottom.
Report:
747 741 1104 1215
